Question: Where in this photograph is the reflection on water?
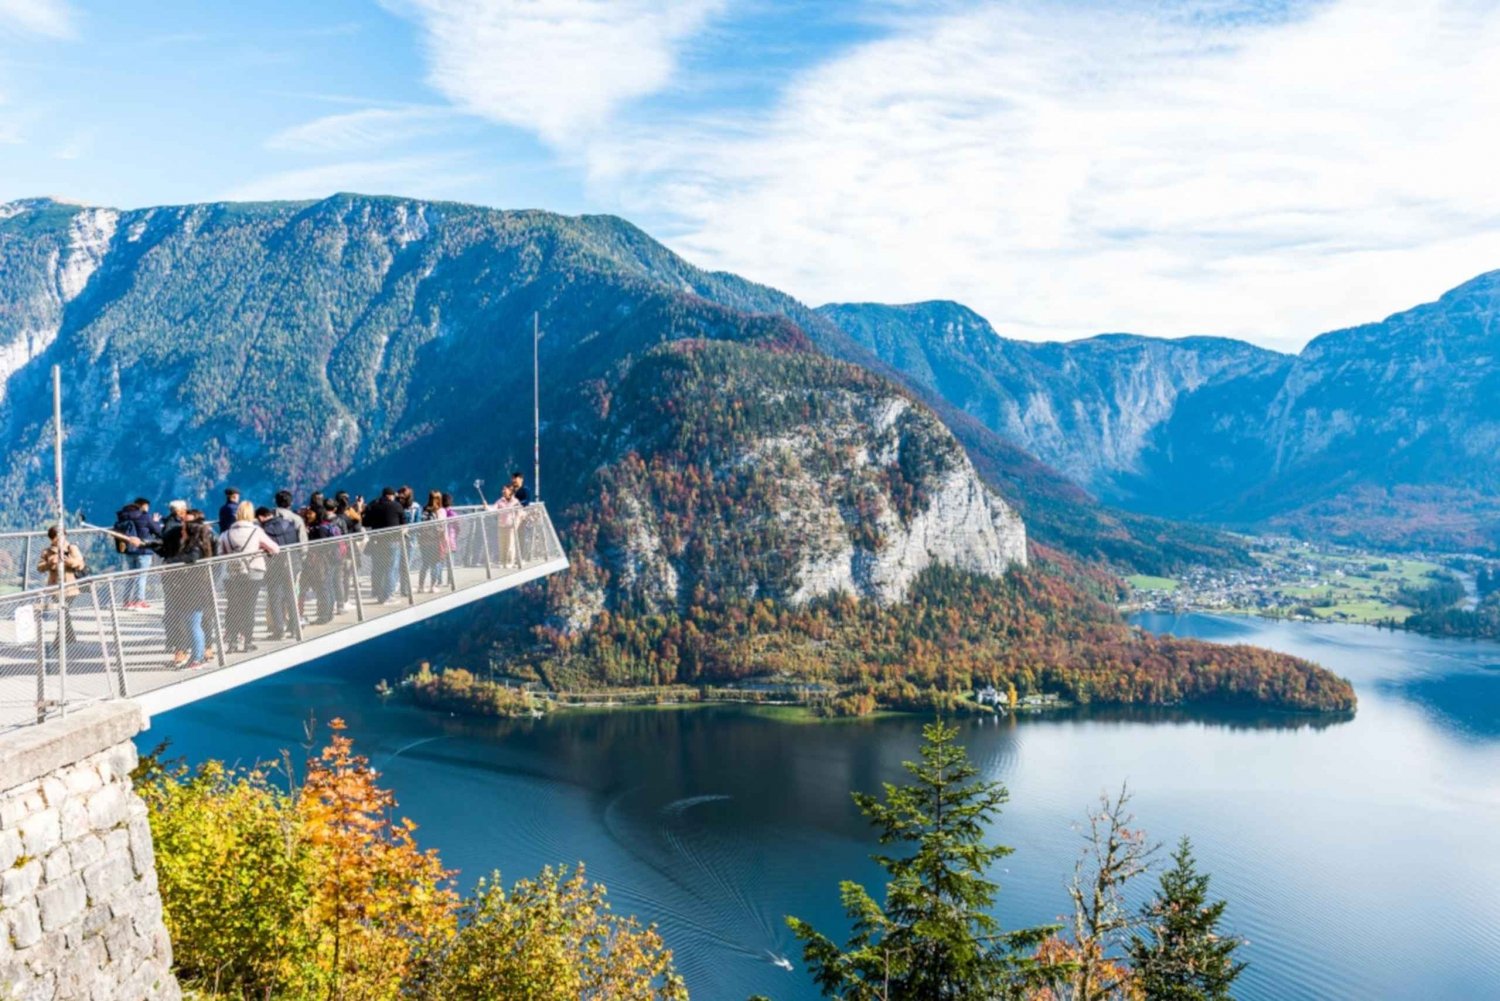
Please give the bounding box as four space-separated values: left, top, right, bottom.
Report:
148 614 1500 1001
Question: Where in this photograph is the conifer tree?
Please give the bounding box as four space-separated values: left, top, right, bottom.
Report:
787 719 1059 999
1128 838 1245 1001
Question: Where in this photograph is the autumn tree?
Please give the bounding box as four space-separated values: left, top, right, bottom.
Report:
408 864 686 1001
136 754 315 998
299 718 457 1001
787 719 1060 999
1128 839 1245 1001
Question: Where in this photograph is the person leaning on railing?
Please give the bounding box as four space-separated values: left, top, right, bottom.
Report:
36 526 84 643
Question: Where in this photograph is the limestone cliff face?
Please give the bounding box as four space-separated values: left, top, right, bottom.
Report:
0 201 118 400
818 300 1288 491
548 340 1026 631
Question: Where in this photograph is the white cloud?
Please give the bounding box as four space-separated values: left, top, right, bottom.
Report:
266 106 456 153
387 0 725 146
223 154 485 202
0 0 73 37
578 0 1500 348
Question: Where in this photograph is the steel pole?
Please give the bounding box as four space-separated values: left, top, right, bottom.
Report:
52 365 67 714
533 311 540 503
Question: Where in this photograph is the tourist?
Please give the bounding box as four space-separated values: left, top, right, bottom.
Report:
162 511 214 669
398 485 420 598
159 500 187 543
273 490 309 544
308 505 345 623
509 471 531 506
418 490 447 592
218 487 241 534
113 499 161 609
494 483 521 568
362 487 406 603
398 486 421 524
439 491 460 580
257 505 301 640
36 526 85 644
217 500 280 654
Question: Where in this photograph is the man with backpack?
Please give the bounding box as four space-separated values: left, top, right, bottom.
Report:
113 498 161 609
258 503 303 640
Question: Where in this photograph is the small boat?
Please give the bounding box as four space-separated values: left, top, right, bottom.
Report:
768 952 793 971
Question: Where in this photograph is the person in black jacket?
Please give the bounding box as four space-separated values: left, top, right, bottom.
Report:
508 471 531 506
218 488 241 534
363 487 405 602
114 500 161 609
258 506 301 641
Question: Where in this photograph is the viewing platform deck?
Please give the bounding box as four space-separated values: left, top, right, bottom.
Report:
0 504 568 729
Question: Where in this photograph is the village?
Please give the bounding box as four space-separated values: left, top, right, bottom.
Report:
1123 535 1497 626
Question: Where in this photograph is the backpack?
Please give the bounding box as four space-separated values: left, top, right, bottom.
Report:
113 517 139 554
263 515 301 549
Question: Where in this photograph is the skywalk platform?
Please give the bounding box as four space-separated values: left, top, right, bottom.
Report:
0 505 568 729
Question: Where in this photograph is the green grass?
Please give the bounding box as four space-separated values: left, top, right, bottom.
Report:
1127 574 1180 592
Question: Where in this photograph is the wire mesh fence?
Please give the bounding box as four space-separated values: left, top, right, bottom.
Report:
0 504 565 730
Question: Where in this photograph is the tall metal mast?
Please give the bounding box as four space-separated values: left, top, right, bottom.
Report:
533 311 540 502
53 364 67 714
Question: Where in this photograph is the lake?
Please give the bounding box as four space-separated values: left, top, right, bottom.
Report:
143 613 1500 1000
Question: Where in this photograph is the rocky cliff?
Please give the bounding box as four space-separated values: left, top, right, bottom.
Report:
550 340 1025 630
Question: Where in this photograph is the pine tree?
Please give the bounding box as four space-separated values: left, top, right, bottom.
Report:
787 719 1060 1000
1128 837 1246 1001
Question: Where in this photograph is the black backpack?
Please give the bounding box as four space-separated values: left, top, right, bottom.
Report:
263 515 301 549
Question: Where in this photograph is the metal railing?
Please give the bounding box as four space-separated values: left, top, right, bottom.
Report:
0 504 565 730
0 527 120 595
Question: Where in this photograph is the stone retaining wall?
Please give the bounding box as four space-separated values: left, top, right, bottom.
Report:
0 703 179 1001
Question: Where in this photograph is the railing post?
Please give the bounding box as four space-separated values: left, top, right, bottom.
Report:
346 541 365 622
104 579 127 694
444 521 459 593
286 553 304 642
21 535 32 592
400 526 416 605
89 582 126 698
207 567 228 668
33 604 47 723
476 512 494 580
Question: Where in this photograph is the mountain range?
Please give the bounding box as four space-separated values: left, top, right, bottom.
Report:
820 279 1500 553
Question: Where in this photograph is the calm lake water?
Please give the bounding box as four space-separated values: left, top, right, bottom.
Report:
143 612 1500 1000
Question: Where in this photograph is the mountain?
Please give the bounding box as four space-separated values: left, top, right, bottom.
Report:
820 278 1500 553
0 194 1023 600
0 194 1353 713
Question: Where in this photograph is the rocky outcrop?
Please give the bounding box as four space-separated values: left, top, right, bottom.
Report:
551 341 1027 631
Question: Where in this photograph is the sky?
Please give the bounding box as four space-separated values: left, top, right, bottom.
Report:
2 0 1500 351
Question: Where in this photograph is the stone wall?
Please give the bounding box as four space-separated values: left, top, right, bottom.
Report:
0 703 179 1001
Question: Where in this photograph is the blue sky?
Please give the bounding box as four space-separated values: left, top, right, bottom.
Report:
3 0 1500 349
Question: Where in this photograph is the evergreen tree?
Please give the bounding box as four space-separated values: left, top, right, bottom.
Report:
787 719 1059 1000
1128 838 1245 1001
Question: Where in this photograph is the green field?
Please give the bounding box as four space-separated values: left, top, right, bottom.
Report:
1126 574 1180 592
1245 548 1447 624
